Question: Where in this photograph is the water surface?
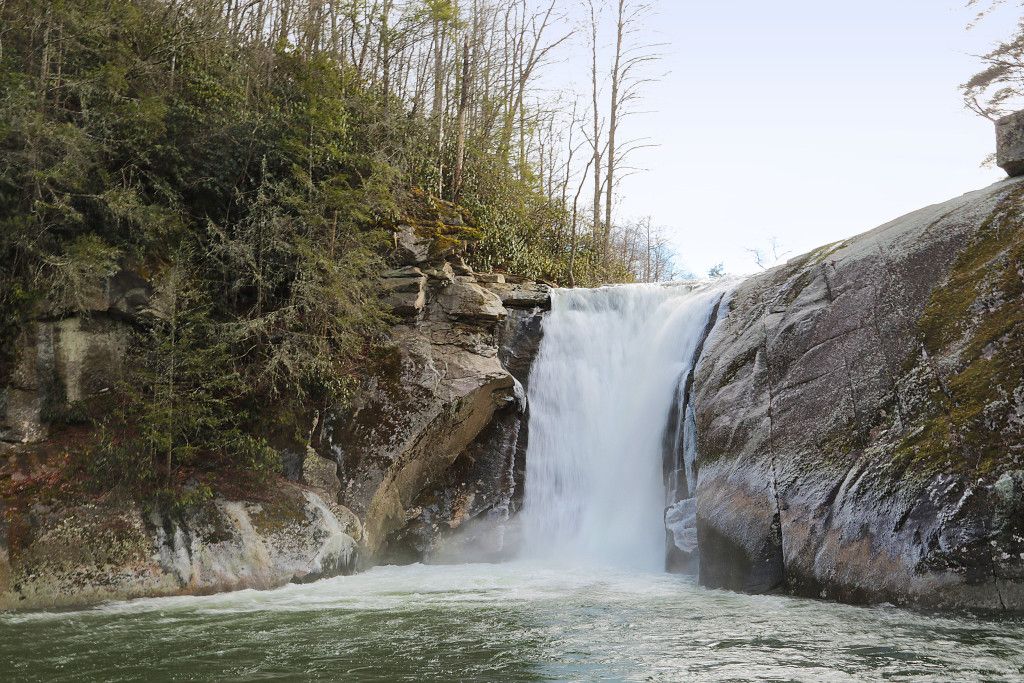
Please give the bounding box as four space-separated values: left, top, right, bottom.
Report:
3 562 1022 682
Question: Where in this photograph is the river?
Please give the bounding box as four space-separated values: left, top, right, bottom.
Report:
2 561 1022 681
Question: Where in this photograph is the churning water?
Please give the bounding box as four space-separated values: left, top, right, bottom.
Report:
520 283 725 569
5 282 1024 681
3 563 1023 681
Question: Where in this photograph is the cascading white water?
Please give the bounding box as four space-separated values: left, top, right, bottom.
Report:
520 282 726 570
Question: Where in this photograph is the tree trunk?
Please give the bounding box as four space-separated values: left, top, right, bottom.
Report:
452 30 471 201
604 0 626 264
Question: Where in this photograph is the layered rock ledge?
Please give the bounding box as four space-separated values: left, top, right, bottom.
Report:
0 483 358 611
316 214 549 562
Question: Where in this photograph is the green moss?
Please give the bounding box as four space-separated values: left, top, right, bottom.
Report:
781 269 814 307
892 183 1024 479
805 240 846 266
919 185 1024 352
398 188 483 256
250 488 308 536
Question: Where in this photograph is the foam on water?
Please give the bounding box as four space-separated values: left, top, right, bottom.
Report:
4 562 1023 682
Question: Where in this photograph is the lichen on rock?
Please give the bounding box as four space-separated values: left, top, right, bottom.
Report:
692 177 1024 610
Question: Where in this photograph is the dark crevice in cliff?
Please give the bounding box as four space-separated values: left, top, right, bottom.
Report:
759 319 787 590
842 357 866 447
662 293 725 502
992 558 1008 611
678 294 725 490
819 261 835 303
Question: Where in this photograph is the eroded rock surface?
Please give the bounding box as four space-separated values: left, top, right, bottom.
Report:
0 485 357 611
693 177 1024 610
318 256 548 560
0 269 145 445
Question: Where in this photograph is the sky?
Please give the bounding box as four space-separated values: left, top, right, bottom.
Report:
549 0 1015 276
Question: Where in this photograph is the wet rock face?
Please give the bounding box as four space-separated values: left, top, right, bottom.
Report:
320 246 549 560
0 486 358 611
382 305 546 563
693 177 1024 610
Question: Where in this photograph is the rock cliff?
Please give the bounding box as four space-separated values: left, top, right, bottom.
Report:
0 197 550 609
315 206 549 562
0 482 358 611
692 177 1024 610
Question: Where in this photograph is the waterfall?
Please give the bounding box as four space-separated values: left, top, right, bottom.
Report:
520 282 727 570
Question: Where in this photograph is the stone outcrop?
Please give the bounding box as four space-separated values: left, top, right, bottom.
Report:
997 110 1024 177
310 197 550 561
317 236 549 561
380 304 545 563
0 484 358 611
692 177 1024 610
0 270 148 446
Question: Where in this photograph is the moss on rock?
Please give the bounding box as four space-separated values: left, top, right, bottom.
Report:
894 183 1024 478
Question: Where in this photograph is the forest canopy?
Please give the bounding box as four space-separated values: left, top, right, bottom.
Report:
0 0 673 496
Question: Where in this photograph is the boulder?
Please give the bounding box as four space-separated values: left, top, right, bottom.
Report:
382 273 427 318
451 256 474 275
320 261 549 560
484 282 552 310
436 279 506 322
997 110 1024 177
382 266 424 279
388 290 426 317
393 224 432 265
423 262 456 286
382 276 426 294
693 177 1024 610
318 318 516 556
384 307 544 562
0 485 357 611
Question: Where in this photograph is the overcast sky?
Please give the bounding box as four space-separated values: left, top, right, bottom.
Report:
552 1 1014 276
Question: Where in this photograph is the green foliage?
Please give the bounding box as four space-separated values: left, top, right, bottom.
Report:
0 0 396 496
459 147 612 285
962 2 1024 118
0 0 633 500
89 265 281 491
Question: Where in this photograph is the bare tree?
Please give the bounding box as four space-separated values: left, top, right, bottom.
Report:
962 0 1024 119
587 0 604 257
603 0 660 260
745 237 790 271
